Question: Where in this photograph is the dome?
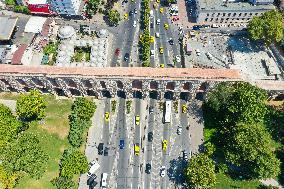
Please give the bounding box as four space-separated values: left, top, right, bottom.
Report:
58 26 76 39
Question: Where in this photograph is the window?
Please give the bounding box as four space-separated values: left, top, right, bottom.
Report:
223 13 226 16
239 13 242 16
207 13 209 16
233 13 236 17
228 13 231 16
205 18 208 21
244 13 247 16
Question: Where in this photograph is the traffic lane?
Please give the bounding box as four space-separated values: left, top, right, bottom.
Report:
117 98 130 189
144 98 156 188
160 121 170 189
132 98 141 189
180 100 190 151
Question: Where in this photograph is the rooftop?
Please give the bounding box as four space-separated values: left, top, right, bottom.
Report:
27 0 48 4
0 16 18 40
197 0 275 11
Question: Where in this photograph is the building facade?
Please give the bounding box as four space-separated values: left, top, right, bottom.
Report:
196 0 275 24
50 0 82 15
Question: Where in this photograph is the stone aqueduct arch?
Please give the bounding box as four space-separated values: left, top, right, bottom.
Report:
0 65 283 100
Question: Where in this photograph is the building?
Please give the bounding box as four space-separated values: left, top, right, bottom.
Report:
50 0 82 15
27 0 52 15
196 0 275 24
0 16 18 41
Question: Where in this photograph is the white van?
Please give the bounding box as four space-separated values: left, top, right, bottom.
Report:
101 173 108 188
87 161 100 177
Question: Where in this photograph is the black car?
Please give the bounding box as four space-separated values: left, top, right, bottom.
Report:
169 38 174 45
192 25 200 30
149 106 154 114
124 53 130 61
129 10 134 15
104 147 109 156
150 22 154 28
87 174 97 185
148 132 153 142
98 143 104 155
145 163 151 174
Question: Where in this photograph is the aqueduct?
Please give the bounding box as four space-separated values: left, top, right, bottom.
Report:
0 65 283 100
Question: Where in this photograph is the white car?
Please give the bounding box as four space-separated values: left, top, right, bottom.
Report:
175 55 181 63
151 50 155 56
156 19 160 25
155 32 160 38
101 173 108 188
87 161 100 177
133 20 137 27
160 166 166 177
177 127 182 135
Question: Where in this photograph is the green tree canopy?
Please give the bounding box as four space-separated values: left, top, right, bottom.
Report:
16 89 46 121
71 97 96 120
51 176 75 189
60 149 88 179
247 10 283 45
0 104 22 148
223 122 280 178
0 133 49 179
107 9 121 26
86 0 101 16
203 82 268 128
184 154 216 189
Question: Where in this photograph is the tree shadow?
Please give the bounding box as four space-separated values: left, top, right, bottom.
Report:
168 157 187 186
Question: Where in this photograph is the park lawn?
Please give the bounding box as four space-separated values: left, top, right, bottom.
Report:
215 173 261 189
7 94 76 189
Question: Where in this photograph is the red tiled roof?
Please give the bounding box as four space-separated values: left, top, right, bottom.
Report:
11 45 28 65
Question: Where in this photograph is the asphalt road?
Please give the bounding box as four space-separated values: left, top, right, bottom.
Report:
132 95 142 189
117 97 132 189
144 98 156 188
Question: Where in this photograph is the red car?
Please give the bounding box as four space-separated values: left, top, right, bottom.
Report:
115 48 120 56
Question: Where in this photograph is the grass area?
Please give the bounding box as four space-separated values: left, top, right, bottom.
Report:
72 46 91 62
0 93 77 189
215 173 260 189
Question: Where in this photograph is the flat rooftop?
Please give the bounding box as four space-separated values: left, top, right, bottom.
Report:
198 0 275 11
0 16 18 40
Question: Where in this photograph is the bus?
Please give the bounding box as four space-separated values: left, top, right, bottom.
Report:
164 100 172 123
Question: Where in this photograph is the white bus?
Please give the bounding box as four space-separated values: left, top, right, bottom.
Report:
164 100 172 123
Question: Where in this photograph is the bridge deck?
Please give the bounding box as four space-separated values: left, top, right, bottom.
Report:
0 65 242 80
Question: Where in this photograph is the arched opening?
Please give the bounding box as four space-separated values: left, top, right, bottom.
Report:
116 81 124 89
150 81 158 90
83 80 92 88
164 91 174 100
195 92 204 101
180 92 189 101
166 82 175 91
183 82 193 91
149 91 158 99
69 88 81 96
54 88 65 96
132 80 142 90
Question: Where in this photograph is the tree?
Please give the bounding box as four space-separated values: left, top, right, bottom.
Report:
224 122 280 179
60 149 88 179
16 89 46 121
203 82 268 128
0 133 49 179
107 9 121 26
248 10 283 45
51 176 75 189
68 115 91 147
0 104 22 148
86 0 101 16
0 165 22 189
184 154 216 189
71 97 96 121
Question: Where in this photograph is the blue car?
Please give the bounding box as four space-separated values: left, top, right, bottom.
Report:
119 140 125 149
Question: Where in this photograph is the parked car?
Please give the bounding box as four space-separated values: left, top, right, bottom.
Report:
149 106 154 114
98 143 104 155
183 150 188 161
87 161 100 177
177 127 182 135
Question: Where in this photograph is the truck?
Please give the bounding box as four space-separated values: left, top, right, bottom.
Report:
164 100 172 123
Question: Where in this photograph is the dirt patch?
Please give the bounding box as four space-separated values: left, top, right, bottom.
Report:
40 119 69 139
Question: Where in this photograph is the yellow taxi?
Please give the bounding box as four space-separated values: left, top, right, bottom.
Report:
162 140 168 151
131 0 135 2
156 0 160 3
160 8 164 13
150 36 155 43
134 144 140 155
135 115 140 125
124 13 128 19
164 23 169 30
160 64 165 68
182 104 187 113
159 47 164 54
105 112 110 122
